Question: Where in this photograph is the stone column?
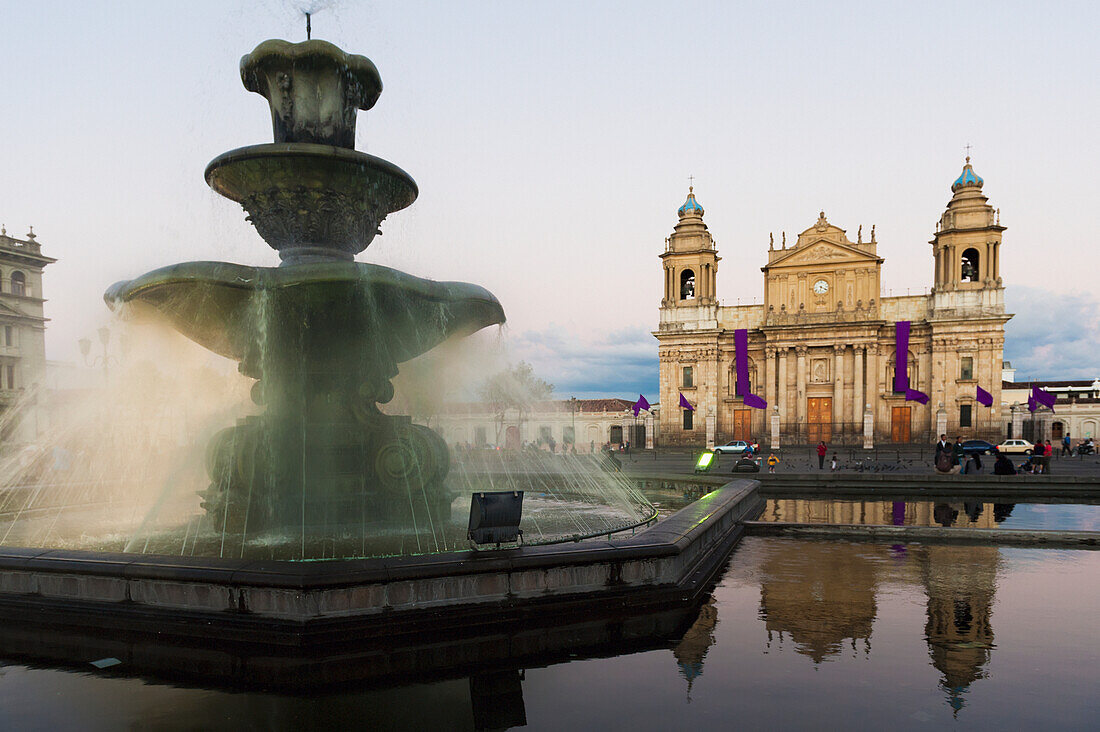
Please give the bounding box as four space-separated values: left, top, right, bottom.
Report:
936 405 947 440
778 347 789 427
770 407 780 450
833 345 844 437
866 343 879 421
863 403 874 450
645 412 654 450
705 406 716 449
853 346 864 425
795 347 807 435
765 347 777 411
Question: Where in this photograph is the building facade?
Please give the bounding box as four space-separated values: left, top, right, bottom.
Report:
435 398 656 451
1002 378 1100 444
0 226 55 444
656 159 1010 446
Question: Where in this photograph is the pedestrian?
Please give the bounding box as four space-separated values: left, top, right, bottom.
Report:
952 437 965 472
816 441 827 469
993 450 1017 475
767 453 779 473
934 434 949 459
830 454 838 471
590 440 595 454
744 440 754 459
1062 434 1072 457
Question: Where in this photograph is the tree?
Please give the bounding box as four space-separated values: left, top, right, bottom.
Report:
478 362 554 446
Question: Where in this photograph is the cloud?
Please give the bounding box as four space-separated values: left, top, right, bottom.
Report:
1004 286 1100 380
505 325 659 400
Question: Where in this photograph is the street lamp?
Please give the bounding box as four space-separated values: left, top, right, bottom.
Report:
569 396 577 449
79 326 120 385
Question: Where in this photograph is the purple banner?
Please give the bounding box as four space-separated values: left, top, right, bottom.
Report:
905 388 929 404
679 393 694 411
894 321 910 394
976 385 993 407
633 394 651 417
734 329 768 410
1032 385 1056 413
734 329 751 394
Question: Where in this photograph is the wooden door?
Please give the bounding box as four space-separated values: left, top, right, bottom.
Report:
807 397 832 444
891 406 911 443
1052 422 1064 440
733 409 752 441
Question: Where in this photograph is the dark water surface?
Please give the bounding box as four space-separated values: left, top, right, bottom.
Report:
2 537 1098 730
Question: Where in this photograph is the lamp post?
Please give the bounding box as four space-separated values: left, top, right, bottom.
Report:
569 396 577 448
79 326 119 386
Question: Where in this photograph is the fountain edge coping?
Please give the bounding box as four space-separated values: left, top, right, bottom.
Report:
0 479 761 591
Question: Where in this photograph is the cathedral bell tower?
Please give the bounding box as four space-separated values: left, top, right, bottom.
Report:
660 187 720 308
930 157 1006 314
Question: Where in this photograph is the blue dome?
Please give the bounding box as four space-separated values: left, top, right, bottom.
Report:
678 187 704 216
951 158 984 191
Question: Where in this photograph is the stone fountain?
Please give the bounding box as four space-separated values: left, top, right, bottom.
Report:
106 39 505 543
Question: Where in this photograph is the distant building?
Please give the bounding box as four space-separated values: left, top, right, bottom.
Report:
434 398 657 450
1002 378 1100 443
0 226 55 444
655 158 1010 447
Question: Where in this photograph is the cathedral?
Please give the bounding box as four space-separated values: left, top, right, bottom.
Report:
655 157 1010 446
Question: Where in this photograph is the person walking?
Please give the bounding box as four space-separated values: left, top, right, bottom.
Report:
830 454 838 472
767 453 779 473
816 441 827 470
1062 434 1072 457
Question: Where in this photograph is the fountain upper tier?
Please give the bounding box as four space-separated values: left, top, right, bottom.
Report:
209 39 417 264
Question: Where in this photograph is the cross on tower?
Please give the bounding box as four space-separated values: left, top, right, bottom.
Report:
688 175 694 191
964 143 972 161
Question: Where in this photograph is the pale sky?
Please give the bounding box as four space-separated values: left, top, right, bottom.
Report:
1 0 1097 398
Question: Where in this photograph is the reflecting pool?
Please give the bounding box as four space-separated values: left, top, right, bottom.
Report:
2 536 1098 730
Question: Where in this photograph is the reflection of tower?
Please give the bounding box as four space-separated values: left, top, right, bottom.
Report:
758 541 880 663
673 597 718 699
917 544 1000 714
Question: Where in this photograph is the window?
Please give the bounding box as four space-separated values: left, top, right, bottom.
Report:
563 426 575 444
679 269 696 300
539 425 552 443
474 426 487 447
5 365 13 390
960 357 974 381
3 326 10 347
682 366 693 388
683 409 694 430
960 404 972 428
10 272 26 297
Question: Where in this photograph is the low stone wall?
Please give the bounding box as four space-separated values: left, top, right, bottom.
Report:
0 479 762 633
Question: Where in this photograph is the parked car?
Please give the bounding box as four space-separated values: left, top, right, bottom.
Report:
961 439 997 455
996 438 1035 455
713 440 750 455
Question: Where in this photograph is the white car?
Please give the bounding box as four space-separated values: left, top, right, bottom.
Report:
996 438 1035 455
713 440 752 455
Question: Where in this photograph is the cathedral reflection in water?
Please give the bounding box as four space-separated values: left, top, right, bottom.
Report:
750 501 1006 713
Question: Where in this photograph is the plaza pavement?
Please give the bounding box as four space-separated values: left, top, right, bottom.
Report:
618 445 1100 480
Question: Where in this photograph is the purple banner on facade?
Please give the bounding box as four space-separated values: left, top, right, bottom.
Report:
744 393 767 410
734 329 768 410
633 394 651 417
894 321 910 394
734 329 751 393
905 388 929 404
679 393 694 411
976 385 993 407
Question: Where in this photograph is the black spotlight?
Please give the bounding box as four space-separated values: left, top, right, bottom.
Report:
468 491 524 546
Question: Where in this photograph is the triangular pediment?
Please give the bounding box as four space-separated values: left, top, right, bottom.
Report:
766 239 881 269
0 300 26 318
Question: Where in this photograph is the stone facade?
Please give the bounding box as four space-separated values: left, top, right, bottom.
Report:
656 159 1010 447
434 398 657 451
0 226 55 445
1002 379 1100 444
